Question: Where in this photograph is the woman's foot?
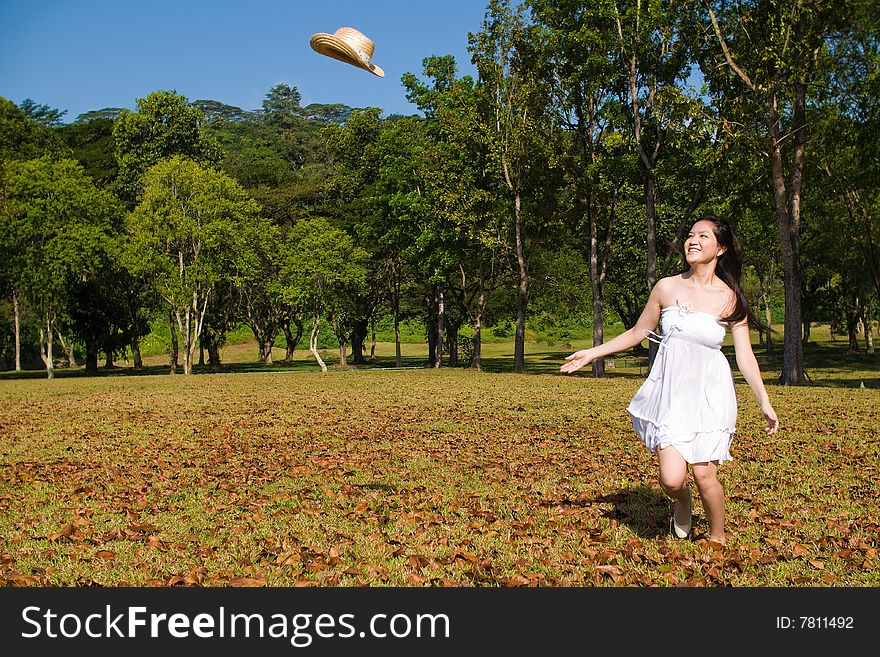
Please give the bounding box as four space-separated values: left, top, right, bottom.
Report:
671 489 692 539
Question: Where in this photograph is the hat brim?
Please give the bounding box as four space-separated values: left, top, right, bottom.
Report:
309 33 385 77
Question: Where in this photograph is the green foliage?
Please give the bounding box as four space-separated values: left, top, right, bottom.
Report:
190 99 257 124
126 156 264 373
0 97 68 161
113 91 220 204
57 118 118 187
204 87 341 227
18 98 67 127
1 156 123 375
261 83 302 124
300 103 353 125
127 156 262 302
72 108 124 124
3 4 878 376
277 217 369 316
3 157 120 299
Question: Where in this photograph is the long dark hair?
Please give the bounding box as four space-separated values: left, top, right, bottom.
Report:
682 214 766 331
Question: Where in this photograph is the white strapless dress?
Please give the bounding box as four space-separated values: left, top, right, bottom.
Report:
626 304 737 464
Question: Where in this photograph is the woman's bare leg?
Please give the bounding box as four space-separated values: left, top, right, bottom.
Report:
657 446 691 529
692 460 726 544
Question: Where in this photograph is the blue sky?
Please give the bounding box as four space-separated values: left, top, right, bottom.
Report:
0 0 488 123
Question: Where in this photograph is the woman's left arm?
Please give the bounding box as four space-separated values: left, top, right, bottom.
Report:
731 320 780 435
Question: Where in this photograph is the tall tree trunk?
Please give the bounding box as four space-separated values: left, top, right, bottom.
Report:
761 285 774 357
351 318 368 365
208 341 222 371
370 317 377 362
588 198 605 377
179 309 192 376
446 321 460 367
393 287 402 367
310 315 327 372
435 288 445 369
12 294 21 370
59 333 76 367
644 175 658 292
39 311 54 380
513 189 528 374
644 175 660 370
846 306 859 351
859 300 874 354
131 336 143 369
85 338 99 374
471 276 485 371
260 335 274 365
769 90 807 385
338 337 347 367
426 288 438 366
169 308 179 375
13 292 21 371
282 318 303 362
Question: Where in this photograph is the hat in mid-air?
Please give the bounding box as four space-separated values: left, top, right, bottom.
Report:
309 27 384 77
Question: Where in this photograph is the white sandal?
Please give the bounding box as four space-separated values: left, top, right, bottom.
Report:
671 490 692 539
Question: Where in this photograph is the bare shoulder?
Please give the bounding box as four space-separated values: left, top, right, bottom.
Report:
651 275 683 306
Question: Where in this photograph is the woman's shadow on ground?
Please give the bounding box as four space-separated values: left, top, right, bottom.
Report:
590 486 690 539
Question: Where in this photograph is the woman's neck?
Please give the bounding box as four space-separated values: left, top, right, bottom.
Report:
684 264 719 288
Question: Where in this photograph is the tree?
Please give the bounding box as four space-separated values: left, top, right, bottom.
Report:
73 108 124 124
470 0 561 373
58 118 119 188
113 90 219 205
700 0 877 384
277 218 369 372
1 97 67 162
18 98 67 127
191 100 257 124
324 108 415 367
608 0 699 299
261 83 302 125
529 0 631 375
126 156 262 375
405 55 508 370
2 157 120 378
0 97 69 370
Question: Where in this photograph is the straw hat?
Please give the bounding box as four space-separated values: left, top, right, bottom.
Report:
309 27 385 78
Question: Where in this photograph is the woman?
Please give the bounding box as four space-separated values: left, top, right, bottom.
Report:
560 215 779 545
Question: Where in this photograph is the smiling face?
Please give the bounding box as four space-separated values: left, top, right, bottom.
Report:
685 219 726 266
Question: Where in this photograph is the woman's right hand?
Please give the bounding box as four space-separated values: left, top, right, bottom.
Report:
761 400 779 435
560 349 595 374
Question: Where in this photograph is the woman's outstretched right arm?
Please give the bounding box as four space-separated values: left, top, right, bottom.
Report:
560 279 666 374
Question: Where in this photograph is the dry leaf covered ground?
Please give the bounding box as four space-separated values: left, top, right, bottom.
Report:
1 342 878 587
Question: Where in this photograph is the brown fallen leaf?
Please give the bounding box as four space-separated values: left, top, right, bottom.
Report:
227 577 266 587
595 564 622 577
406 573 427 585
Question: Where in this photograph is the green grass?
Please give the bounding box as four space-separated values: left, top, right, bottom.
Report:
0 328 878 587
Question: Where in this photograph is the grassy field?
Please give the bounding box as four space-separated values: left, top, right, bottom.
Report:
0 328 878 587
